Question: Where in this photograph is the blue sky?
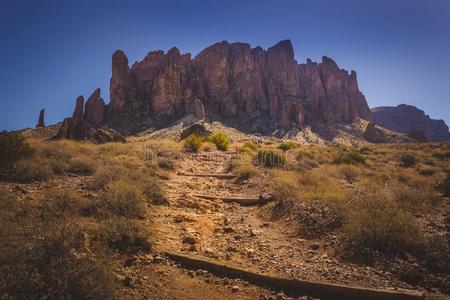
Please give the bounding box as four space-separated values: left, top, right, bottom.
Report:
1 0 449 130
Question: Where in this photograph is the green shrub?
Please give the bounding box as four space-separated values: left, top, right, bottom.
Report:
104 180 147 218
0 132 33 173
184 134 204 153
210 132 231 151
12 159 54 182
278 141 298 151
400 153 417 167
333 151 366 165
254 150 285 168
98 217 151 255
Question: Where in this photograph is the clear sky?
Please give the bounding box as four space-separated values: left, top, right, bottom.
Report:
1 0 449 130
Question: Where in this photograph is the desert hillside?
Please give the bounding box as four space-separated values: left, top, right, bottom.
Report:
1 127 449 300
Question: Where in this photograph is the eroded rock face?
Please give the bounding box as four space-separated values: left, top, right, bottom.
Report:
36 109 45 128
55 117 124 143
84 88 105 126
372 104 450 141
107 40 371 134
72 96 84 120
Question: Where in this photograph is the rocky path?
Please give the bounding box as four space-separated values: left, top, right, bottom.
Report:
147 150 425 299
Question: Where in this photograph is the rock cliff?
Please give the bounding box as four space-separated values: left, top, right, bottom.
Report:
372 104 450 141
107 40 371 134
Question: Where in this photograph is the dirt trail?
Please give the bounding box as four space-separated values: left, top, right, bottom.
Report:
148 150 421 299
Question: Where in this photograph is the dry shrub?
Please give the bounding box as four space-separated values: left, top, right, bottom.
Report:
298 169 345 203
43 188 85 217
278 141 298 152
269 170 299 202
333 150 366 165
184 134 204 153
68 156 97 175
97 217 151 255
158 158 175 170
241 141 260 152
104 180 147 218
210 131 231 151
12 158 54 183
392 183 440 213
400 153 417 167
235 162 258 180
0 220 116 300
336 164 361 182
340 187 425 261
0 132 33 173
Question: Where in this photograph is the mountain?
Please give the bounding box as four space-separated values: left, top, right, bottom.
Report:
372 104 450 141
90 39 371 135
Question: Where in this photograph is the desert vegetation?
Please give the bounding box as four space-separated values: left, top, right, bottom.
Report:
0 133 167 299
1 130 449 297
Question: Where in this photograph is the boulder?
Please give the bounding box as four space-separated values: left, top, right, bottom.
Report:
179 123 212 140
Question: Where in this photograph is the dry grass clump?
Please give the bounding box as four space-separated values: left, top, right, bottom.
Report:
103 180 147 218
210 131 231 151
12 158 55 183
68 156 97 175
184 134 204 153
97 217 151 255
333 150 366 165
241 141 260 152
158 158 175 170
335 164 362 182
278 141 298 151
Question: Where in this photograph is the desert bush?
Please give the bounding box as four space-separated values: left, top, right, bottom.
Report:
241 141 259 151
68 156 97 175
432 151 450 160
210 132 231 151
270 170 299 202
400 153 417 167
296 149 314 160
43 188 85 217
340 192 424 260
254 150 285 168
392 184 440 213
235 162 258 180
98 217 151 255
158 158 174 170
104 180 147 218
418 167 435 176
184 134 204 153
278 141 298 151
140 176 166 205
336 165 361 182
0 132 33 173
0 221 116 300
333 150 366 165
437 172 450 197
12 158 54 183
